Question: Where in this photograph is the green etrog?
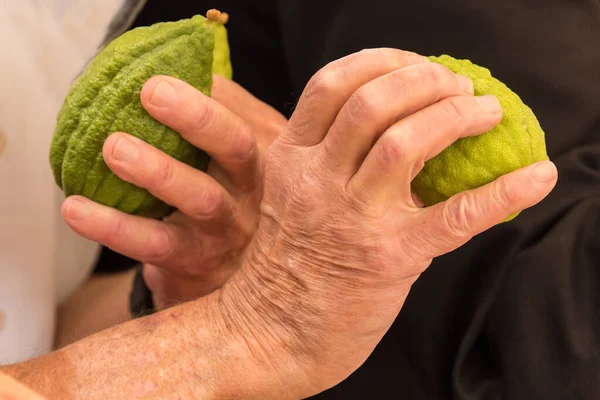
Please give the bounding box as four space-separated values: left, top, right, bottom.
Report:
412 54 549 221
50 10 232 219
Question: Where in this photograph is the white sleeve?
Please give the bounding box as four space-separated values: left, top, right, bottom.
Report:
0 0 123 364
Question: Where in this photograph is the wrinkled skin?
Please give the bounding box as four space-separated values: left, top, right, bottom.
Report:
213 48 557 394
64 48 557 333
56 48 556 398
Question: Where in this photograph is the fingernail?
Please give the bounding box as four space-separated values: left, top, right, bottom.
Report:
456 74 474 94
113 136 139 162
150 80 176 107
531 161 557 182
65 197 90 220
477 95 502 113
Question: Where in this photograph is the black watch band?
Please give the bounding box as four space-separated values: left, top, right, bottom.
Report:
129 265 156 318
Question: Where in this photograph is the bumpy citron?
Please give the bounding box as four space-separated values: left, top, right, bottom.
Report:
50 10 232 219
412 55 549 221
211 11 233 79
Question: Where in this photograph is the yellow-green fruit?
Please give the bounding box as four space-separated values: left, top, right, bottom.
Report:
411 54 549 221
50 13 232 219
212 15 233 79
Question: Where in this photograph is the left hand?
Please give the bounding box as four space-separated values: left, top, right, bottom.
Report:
63 74 286 310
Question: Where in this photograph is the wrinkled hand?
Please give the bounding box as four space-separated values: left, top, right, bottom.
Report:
215 48 558 397
63 74 286 310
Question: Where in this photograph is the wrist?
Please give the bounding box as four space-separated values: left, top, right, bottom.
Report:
215 253 322 398
217 234 384 397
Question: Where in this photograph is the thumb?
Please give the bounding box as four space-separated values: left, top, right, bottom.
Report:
410 160 558 260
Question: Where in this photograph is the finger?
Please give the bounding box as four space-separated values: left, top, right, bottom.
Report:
403 160 557 262
321 62 474 175
62 196 182 266
140 75 258 187
211 74 287 150
282 48 431 146
103 132 236 220
350 94 502 202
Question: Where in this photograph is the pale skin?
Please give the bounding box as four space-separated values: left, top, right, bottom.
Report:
2 48 557 399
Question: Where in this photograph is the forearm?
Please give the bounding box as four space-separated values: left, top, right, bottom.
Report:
0 371 45 400
4 291 310 399
55 269 135 348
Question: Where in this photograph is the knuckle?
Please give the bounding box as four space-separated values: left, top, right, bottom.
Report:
442 193 479 239
287 163 325 213
439 97 469 127
417 62 454 87
153 155 176 192
346 87 379 125
189 95 217 134
189 185 224 219
143 225 175 261
305 67 343 100
224 122 256 162
298 164 323 192
377 130 413 166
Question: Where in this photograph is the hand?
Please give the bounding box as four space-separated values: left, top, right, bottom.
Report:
4 48 557 400
63 74 287 310
214 48 558 397
0 372 46 400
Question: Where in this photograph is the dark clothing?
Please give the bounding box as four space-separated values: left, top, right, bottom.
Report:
94 1 600 398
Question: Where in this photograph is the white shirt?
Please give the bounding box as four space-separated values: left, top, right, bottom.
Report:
0 0 127 365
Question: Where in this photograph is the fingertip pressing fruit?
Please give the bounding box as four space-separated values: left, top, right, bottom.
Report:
412 54 550 221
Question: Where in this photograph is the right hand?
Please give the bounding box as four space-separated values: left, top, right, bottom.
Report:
214 48 558 398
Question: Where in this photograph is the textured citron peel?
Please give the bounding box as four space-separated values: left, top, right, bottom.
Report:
412 55 550 222
50 11 232 219
212 11 233 79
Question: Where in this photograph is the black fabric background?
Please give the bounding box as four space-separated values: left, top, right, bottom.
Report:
93 1 600 398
